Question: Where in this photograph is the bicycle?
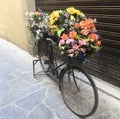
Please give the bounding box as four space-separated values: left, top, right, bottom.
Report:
37 35 98 118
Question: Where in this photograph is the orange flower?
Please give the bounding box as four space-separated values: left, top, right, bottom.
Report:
81 29 89 35
74 23 80 29
90 23 95 29
69 30 77 39
61 33 68 40
86 18 94 24
80 21 85 29
90 33 98 40
96 40 101 46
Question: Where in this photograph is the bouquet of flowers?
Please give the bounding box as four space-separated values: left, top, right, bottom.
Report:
26 7 101 62
49 7 101 61
25 10 50 39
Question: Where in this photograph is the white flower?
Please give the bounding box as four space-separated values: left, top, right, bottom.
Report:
36 29 41 34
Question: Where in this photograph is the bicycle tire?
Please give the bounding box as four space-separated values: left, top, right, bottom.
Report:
38 39 57 76
38 40 50 73
59 65 98 117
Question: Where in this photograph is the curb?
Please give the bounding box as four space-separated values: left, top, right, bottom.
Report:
92 75 120 100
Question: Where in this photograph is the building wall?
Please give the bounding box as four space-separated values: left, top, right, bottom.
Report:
0 0 36 54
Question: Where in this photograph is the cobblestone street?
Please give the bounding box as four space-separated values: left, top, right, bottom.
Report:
0 38 120 119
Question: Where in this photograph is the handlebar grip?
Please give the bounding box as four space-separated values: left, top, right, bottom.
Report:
46 38 56 44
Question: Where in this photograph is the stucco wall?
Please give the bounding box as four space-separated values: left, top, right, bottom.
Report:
0 0 36 54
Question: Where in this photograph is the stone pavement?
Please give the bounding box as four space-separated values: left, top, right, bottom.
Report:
0 38 120 119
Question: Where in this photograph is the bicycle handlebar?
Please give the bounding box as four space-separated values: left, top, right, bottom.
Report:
46 38 56 45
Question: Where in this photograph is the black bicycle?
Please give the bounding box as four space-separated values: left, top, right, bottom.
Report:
37 36 98 118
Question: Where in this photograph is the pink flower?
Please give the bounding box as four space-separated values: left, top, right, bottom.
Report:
72 44 79 50
68 53 74 57
79 40 86 46
59 39 65 45
66 39 74 44
67 49 74 54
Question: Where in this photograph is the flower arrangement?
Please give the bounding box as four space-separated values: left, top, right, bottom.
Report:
49 7 101 61
25 10 50 39
26 7 101 62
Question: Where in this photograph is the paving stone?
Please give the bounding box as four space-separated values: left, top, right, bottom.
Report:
18 72 39 84
0 89 29 109
7 78 32 90
0 69 16 84
26 103 54 119
96 111 119 119
24 83 43 92
55 106 80 119
44 92 64 109
0 83 45 109
15 88 47 111
0 83 10 99
0 105 27 119
0 82 42 108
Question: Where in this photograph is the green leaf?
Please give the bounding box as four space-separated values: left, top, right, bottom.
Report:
95 47 101 52
56 28 65 37
61 51 65 54
92 46 101 53
61 46 66 50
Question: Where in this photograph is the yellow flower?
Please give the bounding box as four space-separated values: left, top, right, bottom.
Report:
50 25 58 29
66 7 81 15
36 11 40 16
66 7 76 14
75 10 81 15
49 10 60 25
49 18 54 25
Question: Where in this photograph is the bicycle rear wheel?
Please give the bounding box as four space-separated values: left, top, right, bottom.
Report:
59 66 98 117
38 40 50 72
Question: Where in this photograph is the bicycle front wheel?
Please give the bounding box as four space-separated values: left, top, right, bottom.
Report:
59 66 98 117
